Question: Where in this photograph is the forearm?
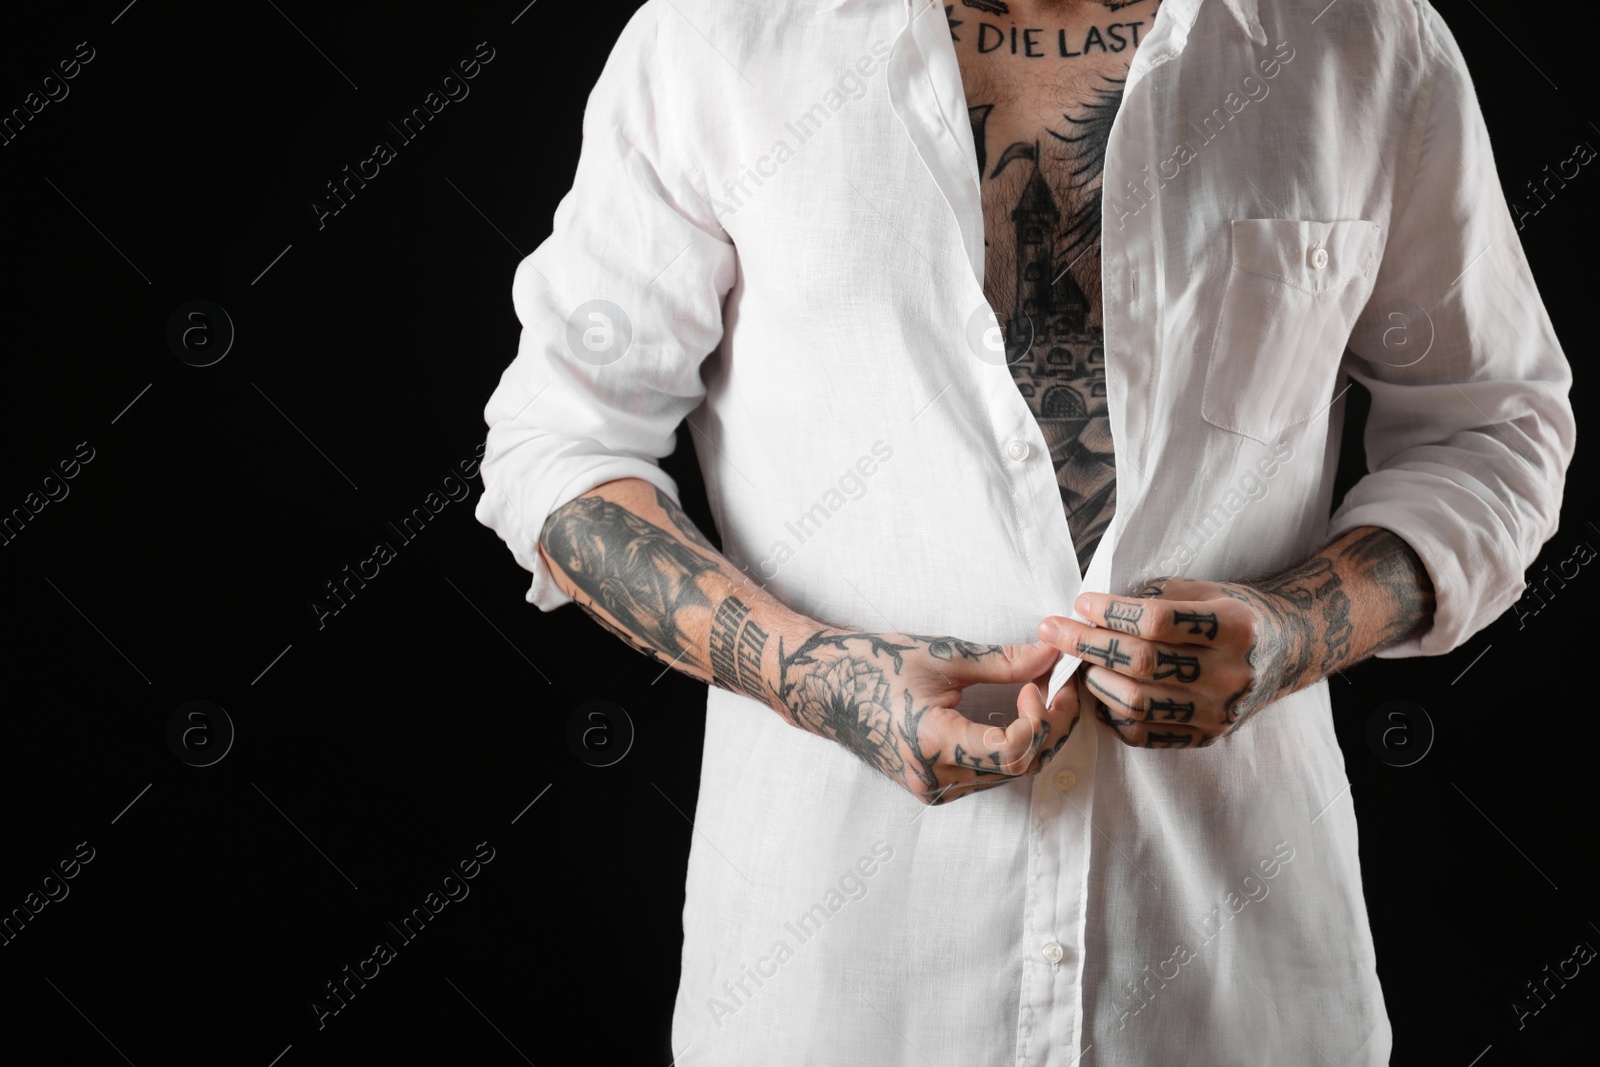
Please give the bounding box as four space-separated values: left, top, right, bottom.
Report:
1227 525 1436 688
537 477 817 708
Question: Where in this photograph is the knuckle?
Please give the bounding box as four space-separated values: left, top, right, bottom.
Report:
1235 606 1260 645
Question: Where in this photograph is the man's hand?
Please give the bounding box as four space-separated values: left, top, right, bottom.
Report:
1037 527 1435 749
1040 578 1289 748
770 629 1082 805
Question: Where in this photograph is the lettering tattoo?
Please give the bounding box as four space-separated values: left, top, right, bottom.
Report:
1105 600 1143 634
962 0 1009 14
1148 697 1195 723
708 596 771 703
973 23 1149 59
1085 674 1193 725
1153 650 1200 683
1173 610 1218 639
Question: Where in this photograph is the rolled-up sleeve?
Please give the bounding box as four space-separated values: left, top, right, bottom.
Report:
1329 4 1576 657
473 2 736 610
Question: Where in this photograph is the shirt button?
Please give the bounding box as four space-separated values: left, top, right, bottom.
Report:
1053 770 1077 792
1309 246 1329 270
1042 941 1064 964
1006 439 1031 461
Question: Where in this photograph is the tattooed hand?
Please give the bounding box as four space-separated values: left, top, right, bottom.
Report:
1036 528 1434 748
771 629 1081 805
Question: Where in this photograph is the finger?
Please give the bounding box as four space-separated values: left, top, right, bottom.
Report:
937 639 1061 686
1071 593 1240 645
938 706 1049 777
1023 677 1082 767
1017 677 1081 763
1044 618 1212 687
1080 666 1199 724
1080 674 1207 749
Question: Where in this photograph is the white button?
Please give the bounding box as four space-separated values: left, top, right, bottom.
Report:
1309 247 1329 270
1006 439 1031 461
1053 770 1077 792
1042 941 1064 964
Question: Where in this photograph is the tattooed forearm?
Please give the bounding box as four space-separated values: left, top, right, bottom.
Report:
540 494 720 672
539 479 805 703
774 630 919 780
1215 526 1436 722
654 486 720 554
1218 557 1341 724
1337 527 1435 651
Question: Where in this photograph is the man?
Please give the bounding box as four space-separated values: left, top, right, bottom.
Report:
475 0 1574 1062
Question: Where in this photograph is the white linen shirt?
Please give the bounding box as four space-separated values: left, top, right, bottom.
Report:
474 0 1574 1063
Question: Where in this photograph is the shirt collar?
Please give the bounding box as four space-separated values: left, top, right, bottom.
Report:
817 0 1265 45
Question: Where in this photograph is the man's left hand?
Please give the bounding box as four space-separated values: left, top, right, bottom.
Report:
1038 576 1320 749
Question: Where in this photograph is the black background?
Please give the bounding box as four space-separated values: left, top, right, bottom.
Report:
0 1 1592 1064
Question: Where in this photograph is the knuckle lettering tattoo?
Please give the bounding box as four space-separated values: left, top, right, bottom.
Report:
1153 650 1201 683
1105 600 1144 634
1173 610 1219 640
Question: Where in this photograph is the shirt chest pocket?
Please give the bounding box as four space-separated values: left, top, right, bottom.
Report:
1200 218 1383 443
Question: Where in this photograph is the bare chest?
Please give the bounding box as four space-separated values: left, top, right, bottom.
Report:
943 1 1160 561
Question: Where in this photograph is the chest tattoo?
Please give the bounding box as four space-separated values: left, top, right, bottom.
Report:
954 1 1158 566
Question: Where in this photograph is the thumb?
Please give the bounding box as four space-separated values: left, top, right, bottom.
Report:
941 639 1060 686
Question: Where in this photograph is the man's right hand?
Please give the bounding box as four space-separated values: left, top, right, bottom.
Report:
536 479 1081 805
767 629 1082 805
